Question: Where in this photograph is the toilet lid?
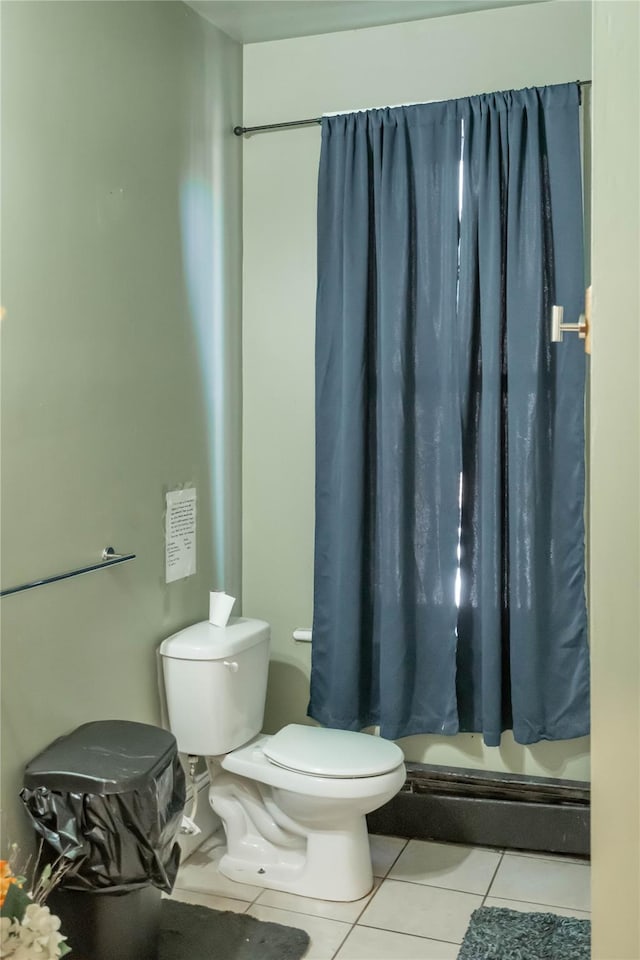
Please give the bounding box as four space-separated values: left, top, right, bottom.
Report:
262 724 404 779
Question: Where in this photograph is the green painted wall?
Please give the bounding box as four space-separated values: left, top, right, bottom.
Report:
0 0 242 850
590 2 640 955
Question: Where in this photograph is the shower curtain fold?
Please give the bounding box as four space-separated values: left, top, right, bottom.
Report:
309 84 589 746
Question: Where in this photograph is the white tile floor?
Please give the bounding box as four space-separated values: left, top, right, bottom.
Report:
169 834 591 960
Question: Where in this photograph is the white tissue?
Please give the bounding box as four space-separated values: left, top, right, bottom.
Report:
209 591 235 627
180 815 202 836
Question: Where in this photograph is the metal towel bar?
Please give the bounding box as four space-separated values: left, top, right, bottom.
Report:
0 547 136 597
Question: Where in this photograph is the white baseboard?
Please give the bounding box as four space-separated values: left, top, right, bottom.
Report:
177 770 220 861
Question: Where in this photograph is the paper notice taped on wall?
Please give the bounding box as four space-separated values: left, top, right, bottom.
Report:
165 488 196 583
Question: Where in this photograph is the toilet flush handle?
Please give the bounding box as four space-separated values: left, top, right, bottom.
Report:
223 660 239 673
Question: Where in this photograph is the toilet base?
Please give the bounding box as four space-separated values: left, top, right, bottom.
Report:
205 747 405 903
217 816 374 901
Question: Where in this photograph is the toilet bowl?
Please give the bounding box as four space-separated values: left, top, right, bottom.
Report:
159 619 406 901
212 727 405 899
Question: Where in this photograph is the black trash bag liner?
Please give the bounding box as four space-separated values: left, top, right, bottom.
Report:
20 720 185 894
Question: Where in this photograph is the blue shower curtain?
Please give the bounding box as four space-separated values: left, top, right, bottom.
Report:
309 84 589 746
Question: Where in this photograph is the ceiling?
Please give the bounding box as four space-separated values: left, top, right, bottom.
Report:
185 0 542 45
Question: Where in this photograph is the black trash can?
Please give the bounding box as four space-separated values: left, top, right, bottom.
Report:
20 720 185 960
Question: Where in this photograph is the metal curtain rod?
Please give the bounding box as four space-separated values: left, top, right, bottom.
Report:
233 80 592 136
233 117 321 136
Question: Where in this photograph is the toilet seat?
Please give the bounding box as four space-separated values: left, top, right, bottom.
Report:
263 724 403 779
221 733 406 801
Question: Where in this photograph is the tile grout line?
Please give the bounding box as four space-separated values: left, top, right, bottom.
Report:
505 850 591 867
380 836 409 871
249 887 268 909
354 867 483 948
180 837 591 950
481 851 504 907
346 915 464 947
178 840 409 924
249 839 411 921
253 842 408 959
173 876 591 924
330 920 356 960
247 849 507 925
362 874 501 901
482 892 591 915
331 836 411 955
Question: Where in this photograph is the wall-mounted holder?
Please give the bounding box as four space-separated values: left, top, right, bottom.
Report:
551 287 592 354
0 547 136 598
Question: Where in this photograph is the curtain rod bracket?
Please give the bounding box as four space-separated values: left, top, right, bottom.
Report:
551 287 592 354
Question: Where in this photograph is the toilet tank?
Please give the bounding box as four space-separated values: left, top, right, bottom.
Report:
159 618 270 757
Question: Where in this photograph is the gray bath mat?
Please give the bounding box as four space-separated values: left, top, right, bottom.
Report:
159 898 310 960
457 906 590 959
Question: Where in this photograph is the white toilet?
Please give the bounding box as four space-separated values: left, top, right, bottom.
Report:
159 617 406 901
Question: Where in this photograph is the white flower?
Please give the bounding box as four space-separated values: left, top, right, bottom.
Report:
1 916 16 939
8 946 39 960
0 904 68 959
23 904 62 935
1 917 22 954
